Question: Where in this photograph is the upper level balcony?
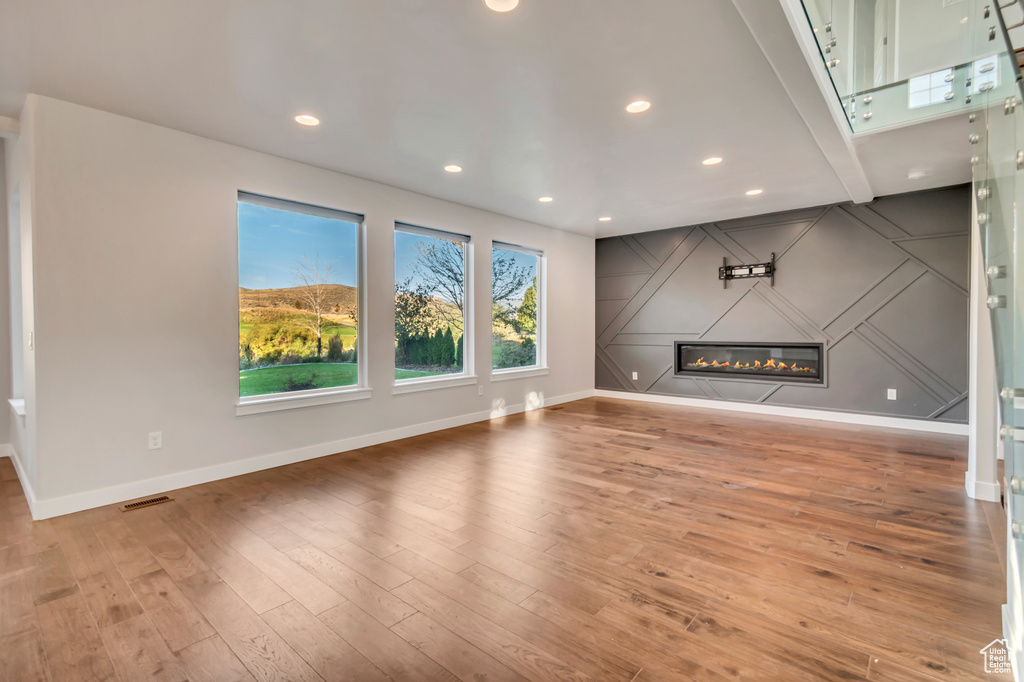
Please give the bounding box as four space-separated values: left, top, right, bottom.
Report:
797 0 1019 133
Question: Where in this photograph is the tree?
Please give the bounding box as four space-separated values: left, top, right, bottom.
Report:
326 334 345 362
410 241 530 333
442 327 456 367
412 333 428 364
292 253 335 358
491 251 531 311
430 329 445 366
492 301 516 331
395 277 432 365
410 239 466 332
456 333 464 367
517 277 538 334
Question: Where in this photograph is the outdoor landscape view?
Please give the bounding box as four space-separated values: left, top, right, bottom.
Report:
394 228 467 378
491 246 539 370
239 201 541 397
238 199 365 397
394 232 540 377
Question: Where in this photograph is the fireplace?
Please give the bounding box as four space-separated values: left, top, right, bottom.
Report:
674 342 824 384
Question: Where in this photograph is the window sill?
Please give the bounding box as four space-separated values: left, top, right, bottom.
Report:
236 386 372 416
8 398 25 424
393 374 478 395
491 366 549 381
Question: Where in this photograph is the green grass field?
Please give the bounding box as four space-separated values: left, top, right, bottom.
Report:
239 363 445 397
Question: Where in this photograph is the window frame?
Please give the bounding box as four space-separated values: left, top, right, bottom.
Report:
392 222 475 394
235 191 369 416
490 241 546 378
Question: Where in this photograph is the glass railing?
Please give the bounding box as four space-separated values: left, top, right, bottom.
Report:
971 1 1024 674
800 0 1017 132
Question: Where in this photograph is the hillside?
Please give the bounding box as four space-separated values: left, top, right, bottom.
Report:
239 284 357 314
240 283 465 334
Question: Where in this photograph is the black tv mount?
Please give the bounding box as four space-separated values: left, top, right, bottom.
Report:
719 252 775 289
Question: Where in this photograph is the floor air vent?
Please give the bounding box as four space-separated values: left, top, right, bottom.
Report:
118 495 172 512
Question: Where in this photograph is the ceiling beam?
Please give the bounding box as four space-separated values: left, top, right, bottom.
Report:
731 0 874 204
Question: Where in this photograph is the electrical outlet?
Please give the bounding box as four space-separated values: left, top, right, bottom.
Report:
887 388 897 401
478 385 484 396
632 371 638 380
148 431 162 450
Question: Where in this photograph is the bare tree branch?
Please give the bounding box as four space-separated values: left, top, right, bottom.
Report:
411 240 465 331
491 251 530 306
292 252 336 357
408 241 529 335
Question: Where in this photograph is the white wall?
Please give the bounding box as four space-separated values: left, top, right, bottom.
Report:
14 95 595 518
3 106 34 494
895 0 972 80
0 143 12 449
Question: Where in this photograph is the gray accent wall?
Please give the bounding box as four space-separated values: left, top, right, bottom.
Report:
595 185 970 423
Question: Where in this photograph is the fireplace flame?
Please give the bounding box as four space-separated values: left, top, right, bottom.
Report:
684 355 813 374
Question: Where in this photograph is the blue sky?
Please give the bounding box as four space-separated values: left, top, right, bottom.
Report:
394 231 444 293
239 203 537 299
238 202 358 289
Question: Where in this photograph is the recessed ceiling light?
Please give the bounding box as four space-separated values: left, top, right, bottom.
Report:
444 164 463 173
294 114 320 126
960 16 968 23
539 196 553 203
484 0 519 12
908 170 928 180
599 216 612 222
702 157 723 166
745 189 764 196
626 100 651 114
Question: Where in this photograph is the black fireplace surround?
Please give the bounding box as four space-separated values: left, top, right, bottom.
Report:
674 341 824 384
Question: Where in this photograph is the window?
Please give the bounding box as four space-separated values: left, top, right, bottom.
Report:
394 224 469 380
907 68 954 109
492 242 542 371
237 192 362 399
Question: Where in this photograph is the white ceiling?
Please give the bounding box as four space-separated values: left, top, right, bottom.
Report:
0 0 969 238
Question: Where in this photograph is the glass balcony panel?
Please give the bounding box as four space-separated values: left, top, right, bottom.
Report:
799 0 1017 132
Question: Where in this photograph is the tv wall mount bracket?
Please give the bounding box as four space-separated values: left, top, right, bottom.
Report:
719 252 775 289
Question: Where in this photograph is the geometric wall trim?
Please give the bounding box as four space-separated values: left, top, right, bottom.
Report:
595 185 970 423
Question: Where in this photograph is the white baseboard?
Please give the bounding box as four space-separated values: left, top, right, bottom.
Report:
966 470 1003 503
594 389 970 436
23 388 597 520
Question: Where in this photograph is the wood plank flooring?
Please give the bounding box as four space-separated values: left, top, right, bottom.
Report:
0 397 1011 681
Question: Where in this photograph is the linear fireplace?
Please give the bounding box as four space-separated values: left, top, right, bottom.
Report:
674 342 824 384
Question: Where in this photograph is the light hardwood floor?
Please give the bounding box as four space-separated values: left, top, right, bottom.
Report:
0 397 1011 681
